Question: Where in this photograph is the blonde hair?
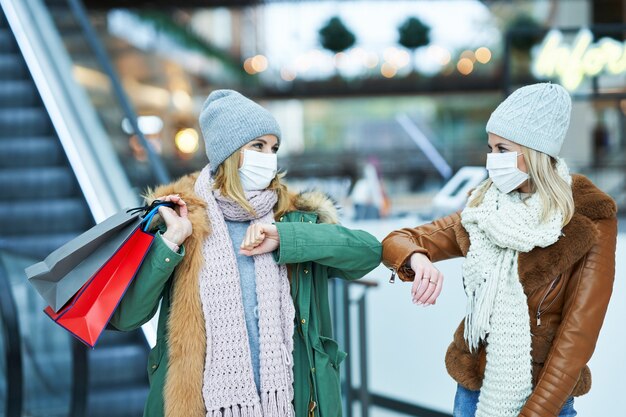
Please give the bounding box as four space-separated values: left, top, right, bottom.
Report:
468 146 574 227
213 150 292 219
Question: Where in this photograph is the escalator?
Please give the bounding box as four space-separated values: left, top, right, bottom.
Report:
0 1 166 415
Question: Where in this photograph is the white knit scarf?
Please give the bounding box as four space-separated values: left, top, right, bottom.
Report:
194 166 295 417
460 159 571 417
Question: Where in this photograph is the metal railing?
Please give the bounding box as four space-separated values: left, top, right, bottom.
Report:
337 279 452 417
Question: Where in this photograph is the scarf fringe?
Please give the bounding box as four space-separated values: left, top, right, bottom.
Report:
260 389 295 417
210 404 266 417
464 252 510 351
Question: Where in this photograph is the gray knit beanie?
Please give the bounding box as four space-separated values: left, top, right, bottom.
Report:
486 83 571 158
199 89 281 173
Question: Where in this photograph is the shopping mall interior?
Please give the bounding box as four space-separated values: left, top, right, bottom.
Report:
0 0 624 416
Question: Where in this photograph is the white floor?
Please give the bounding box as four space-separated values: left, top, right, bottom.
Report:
345 217 626 416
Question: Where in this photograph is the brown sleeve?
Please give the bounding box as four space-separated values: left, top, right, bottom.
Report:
381 211 465 282
519 216 617 417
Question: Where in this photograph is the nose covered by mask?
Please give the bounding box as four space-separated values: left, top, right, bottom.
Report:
239 149 278 191
486 152 529 194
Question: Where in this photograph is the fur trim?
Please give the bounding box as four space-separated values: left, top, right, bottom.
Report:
144 173 341 416
571 175 617 220
289 189 340 224
572 366 592 396
445 320 485 391
146 172 210 417
518 213 596 294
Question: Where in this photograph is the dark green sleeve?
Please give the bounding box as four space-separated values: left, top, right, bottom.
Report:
109 232 184 331
274 223 381 281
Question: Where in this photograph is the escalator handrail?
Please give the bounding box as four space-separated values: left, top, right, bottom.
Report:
63 0 166 349
66 0 171 186
0 257 23 417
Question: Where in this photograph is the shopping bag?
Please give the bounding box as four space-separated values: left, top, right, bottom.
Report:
43 202 172 348
26 209 143 312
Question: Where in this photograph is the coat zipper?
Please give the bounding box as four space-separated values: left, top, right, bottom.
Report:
389 268 396 284
536 275 562 326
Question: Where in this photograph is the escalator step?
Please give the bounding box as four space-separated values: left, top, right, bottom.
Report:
0 108 54 137
0 80 39 107
0 232 84 261
0 29 17 54
89 345 148 388
0 136 64 167
0 167 80 199
87 387 149 417
0 53 29 80
0 198 91 235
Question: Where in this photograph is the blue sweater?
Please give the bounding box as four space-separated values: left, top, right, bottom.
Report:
225 220 261 392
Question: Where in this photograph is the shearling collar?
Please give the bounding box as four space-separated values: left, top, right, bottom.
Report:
289 190 340 224
454 174 616 294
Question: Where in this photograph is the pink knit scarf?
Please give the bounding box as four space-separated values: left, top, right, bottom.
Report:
194 165 295 417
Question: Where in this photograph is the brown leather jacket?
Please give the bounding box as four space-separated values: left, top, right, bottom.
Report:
382 175 617 417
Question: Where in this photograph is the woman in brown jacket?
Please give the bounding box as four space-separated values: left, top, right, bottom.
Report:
382 83 617 417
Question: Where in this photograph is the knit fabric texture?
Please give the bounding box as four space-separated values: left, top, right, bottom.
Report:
460 158 571 417
486 83 571 158
225 219 261 393
194 165 295 417
199 90 282 174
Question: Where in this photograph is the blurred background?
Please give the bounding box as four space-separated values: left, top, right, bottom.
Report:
0 0 624 416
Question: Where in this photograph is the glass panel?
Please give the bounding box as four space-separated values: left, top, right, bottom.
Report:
0 251 71 417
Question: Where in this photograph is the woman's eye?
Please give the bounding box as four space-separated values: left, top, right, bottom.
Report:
253 143 263 149
272 147 279 153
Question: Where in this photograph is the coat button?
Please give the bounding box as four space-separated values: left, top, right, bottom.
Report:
311 367 316 373
151 364 157 370
304 269 309 274
301 319 306 324
165 258 170 263
308 221 313 223
279 216 284 222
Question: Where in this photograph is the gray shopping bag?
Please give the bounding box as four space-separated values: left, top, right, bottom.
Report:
25 209 143 312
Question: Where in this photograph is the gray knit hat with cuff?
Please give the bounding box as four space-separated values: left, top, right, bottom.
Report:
486 83 571 158
199 89 281 173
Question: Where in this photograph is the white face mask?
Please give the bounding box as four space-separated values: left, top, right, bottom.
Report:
486 152 529 194
239 149 278 191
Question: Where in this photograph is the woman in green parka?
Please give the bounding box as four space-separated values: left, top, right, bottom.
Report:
109 90 381 417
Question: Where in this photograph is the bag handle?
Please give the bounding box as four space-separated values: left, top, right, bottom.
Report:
142 201 176 232
126 200 176 232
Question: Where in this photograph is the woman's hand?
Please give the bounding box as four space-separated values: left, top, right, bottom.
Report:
240 223 280 256
409 252 444 306
156 194 192 246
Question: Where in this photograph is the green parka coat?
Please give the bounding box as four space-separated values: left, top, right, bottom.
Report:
109 172 381 417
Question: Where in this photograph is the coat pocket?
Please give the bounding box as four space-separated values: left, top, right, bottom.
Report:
312 336 347 417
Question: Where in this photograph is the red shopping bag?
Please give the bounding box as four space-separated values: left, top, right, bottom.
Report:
44 226 155 347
